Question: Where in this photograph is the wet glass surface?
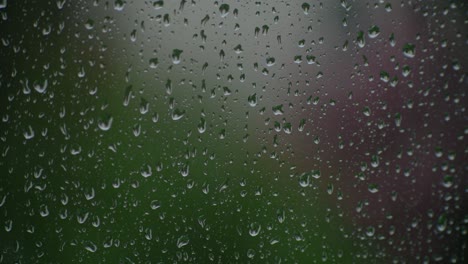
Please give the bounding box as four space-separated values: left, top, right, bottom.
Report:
0 0 467 263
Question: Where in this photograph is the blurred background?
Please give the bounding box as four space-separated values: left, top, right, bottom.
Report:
0 0 467 263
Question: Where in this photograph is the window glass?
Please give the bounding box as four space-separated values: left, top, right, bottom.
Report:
0 0 466 262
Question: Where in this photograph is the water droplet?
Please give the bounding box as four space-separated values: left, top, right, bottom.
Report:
171 109 185 120
442 175 454 188
78 66 86 78
233 44 243 54
357 31 365 48
198 118 206 133
266 57 275 67
361 107 371 117
163 14 170 25
301 3 310 14
84 241 98 252
368 183 379 193
150 200 161 210
380 71 390 82
368 25 380 38
436 214 447 232
139 98 149 115
311 170 321 179
270 238 280 245
298 119 306 132
171 49 183 64
132 124 141 137
149 58 159 69
298 39 305 47
389 33 396 47
153 0 164 9
23 125 35 140
140 163 152 178
283 123 292 134
85 19 94 30
402 65 411 77
114 0 125 11
394 112 402 127
56 0 66 9
130 29 136 42
33 79 48 93
277 208 286 223
371 155 379 167
70 144 82 155
306 55 316 64
247 249 255 258
39 204 49 217
248 223 261 237
294 55 302 64
123 85 133 106
272 104 284 115
219 4 230 17
248 93 257 107
176 235 190 248
452 60 460 71
299 173 310 187
402 43 415 58
97 115 113 131
180 163 189 177
366 226 375 237
385 3 392 12
201 15 210 25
